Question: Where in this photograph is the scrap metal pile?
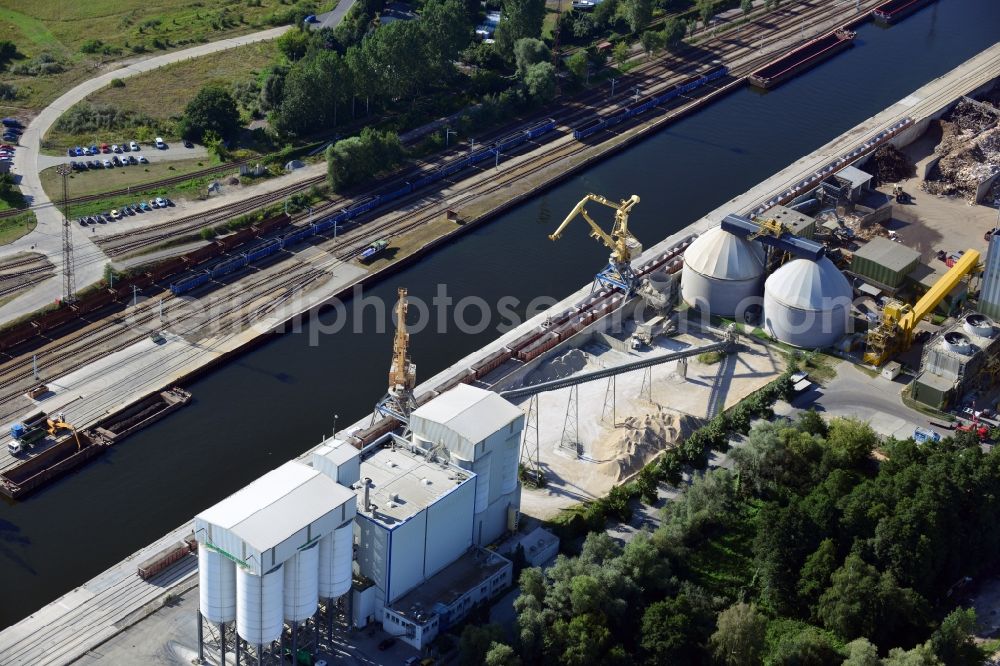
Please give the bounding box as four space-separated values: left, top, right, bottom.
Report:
870 144 915 184
923 96 1000 203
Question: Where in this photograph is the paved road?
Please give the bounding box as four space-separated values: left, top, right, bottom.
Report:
313 0 358 31
3 25 291 321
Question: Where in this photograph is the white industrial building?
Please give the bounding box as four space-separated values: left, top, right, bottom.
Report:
192 384 523 659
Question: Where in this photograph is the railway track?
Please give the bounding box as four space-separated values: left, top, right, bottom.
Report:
0 0 881 419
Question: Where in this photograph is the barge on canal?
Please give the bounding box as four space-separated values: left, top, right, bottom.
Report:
873 0 937 24
749 28 856 90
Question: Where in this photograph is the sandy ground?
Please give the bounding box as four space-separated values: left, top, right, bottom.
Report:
518 330 784 519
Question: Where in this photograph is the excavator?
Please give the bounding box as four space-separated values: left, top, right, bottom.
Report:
549 193 642 295
47 414 83 452
864 249 981 366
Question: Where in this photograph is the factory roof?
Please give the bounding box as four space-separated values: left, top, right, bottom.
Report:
837 165 873 190
682 225 765 281
359 445 470 528
410 384 522 449
766 205 816 235
854 237 920 273
765 257 853 310
388 548 511 625
195 461 355 572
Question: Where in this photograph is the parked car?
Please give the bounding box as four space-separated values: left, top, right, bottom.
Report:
76 146 85 156
103 159 112 168
154 197 166 208
110 209 122 219
100 143 110 153
304 14 318 23
130 201 142 212
112 156 122 166
163 197 174 207
121 142 130 152
90 144 99 154
183 139 193 148
137 155 148 164
125 206 136 215
1 117 21 127
149 199 159 209
77 218 87 227
155 137 166 149
66 148 76 157
129 140 139 151
112 144 121 153
377 638 396 651
87 215 100 225
128 155 138 165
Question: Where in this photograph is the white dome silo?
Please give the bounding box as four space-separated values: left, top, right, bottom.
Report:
283 542 319 623
198 547 237 624
681 226 766 318
763 257 853 348
237 564 284 645
318 523 353 600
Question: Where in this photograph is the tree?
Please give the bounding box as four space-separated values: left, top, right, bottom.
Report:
640 30 664 57
494 0 546 60
882 642 943 666
612 42 629 67
741 0 753 19
930 608 984 666
766 623 841 666
842 639 880 666
421 0 473 72
797 538 837 612
326 128 403 190
523 62 556 102
0 39 17 65
277 29 311 61
458 623 505 666
621 0 652 34
259 65 288 111
513 38 550 78
697 0 716 28
181 84 240 141
662 18 686 52
816 553 880 640
565 51 589 81
485 642 522 666
709 602 767 666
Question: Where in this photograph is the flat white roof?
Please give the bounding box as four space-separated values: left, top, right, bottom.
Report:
196 461 355 554
410 384 522 448
359 446 470 527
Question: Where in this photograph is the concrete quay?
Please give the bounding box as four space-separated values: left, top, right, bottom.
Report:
1 41 999 666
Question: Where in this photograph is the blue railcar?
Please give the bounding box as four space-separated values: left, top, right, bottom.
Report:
525 118 556 139
211 254 248 279
602 106 631 129
379 182 412 205
573 117 606 140
494 131 526 153
468 148 493 165
169 271 211 296
629 94 660 117
413 169 442 189
440 159 465 177
245 238 282 263
347 195 379 218
281 226 313 247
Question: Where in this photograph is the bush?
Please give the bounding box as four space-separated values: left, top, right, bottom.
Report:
0 82 17 101
10 53 65 76
110 78 125 88
54 102 162 136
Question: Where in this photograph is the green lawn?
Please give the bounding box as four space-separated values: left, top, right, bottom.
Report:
0 211 37 245
0 0 329 113
39 156 224 200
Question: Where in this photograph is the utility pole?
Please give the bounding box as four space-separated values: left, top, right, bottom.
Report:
445 128 456 147
56 164 77 303
469 138 476 154
610 77 617 98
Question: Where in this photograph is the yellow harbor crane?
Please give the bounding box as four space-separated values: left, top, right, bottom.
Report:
864 249 981 366
374 288 417 423
549 193 643 294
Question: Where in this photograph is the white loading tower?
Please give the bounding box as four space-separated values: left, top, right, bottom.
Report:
194 459 357 665
409 384 525 546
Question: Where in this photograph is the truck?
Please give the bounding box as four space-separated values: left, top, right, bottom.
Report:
359 238 389 263
913 427 940 444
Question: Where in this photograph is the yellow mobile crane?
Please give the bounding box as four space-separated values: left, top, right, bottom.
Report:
549 193 643 294
864 249 981 366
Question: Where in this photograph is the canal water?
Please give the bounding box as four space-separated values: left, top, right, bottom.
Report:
2 0 998 629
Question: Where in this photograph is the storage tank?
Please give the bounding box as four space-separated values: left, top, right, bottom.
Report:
283 542 319 623
763 257 853 348
472 452 492 514
236 564 284 645
198 547 236 624
964 313 995 338
681 226 766 317
318 523 353 600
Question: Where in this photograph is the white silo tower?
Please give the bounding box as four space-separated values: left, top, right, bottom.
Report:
763 257 853 348
198 547 237 639
318 522 354 600
283 542 320 624
236 565 284 647
681 225 766 318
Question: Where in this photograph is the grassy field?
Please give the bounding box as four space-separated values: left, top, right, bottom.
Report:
39 156 223 200
0 0 327 113
42 39 278 151
0 210 37 245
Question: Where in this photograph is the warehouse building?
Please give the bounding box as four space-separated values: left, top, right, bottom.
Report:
850 237 920 290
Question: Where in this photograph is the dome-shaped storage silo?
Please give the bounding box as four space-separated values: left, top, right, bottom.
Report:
283 542 319 623
199 547 237 624
763 257 853 348
237 564 284 646
318 523 353 600
681 226 766 317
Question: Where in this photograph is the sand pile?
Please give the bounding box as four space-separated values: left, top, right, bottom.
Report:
594 408 701 482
